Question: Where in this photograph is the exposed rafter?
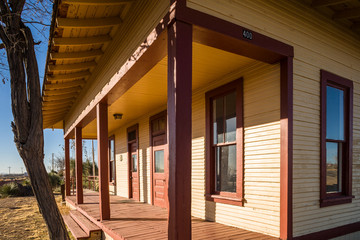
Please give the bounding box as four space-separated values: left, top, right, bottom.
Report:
50 49 103 60
62 0 134 5
53 35 112 46
44 87 81 96
43 100 74 107
43 108 70 115
57 17 122 28
47 71 91 82
311 0 351 7
43 94 77 101
333 8 360 19
48 61 97 72
43 104 71 111
45 80 86 90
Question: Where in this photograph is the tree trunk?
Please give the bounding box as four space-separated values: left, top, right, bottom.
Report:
0 1 70 238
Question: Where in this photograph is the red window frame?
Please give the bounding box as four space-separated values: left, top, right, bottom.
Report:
320 70 353 207
108 135 116 185
205 78 244 206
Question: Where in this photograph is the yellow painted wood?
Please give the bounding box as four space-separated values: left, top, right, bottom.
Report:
50 49 103 60
62 0 134 5
45 80 86 90
48 61 96 72
43 108 70 115
43 100 74 107
44 87 81 96
43 105 71 111
43 94 76 101
56 17 122 28
47 71 91 82
53 35 112 46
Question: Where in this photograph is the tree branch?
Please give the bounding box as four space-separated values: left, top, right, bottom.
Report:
23 20 50 27
0 25 9 47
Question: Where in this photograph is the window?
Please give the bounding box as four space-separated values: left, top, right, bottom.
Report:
205 78 243 206
109 136 115 183
320 70 353 207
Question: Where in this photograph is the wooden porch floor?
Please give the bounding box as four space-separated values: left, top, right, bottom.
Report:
66 190 278 240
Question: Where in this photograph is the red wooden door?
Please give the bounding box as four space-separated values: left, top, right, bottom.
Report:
129 142 139 200
152 134 167 208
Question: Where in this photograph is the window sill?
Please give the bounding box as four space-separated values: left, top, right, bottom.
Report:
205 194 243 206
320 195 353 208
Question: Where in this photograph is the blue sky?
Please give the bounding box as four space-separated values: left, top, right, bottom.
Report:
0 18 65 174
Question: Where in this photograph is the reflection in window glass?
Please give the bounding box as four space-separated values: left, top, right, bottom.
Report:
215 145 236 192
132 154 137 172
225 92 236 142
128 130 136 142
326 86 344 140
326 142 342 193
155 150 164 173
213 97 224 144
152 118 166 133
110 139 115 161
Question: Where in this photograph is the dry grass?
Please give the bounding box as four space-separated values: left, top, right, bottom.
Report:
0 194 71 240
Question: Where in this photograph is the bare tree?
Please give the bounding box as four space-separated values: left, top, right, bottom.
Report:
0 0 69 239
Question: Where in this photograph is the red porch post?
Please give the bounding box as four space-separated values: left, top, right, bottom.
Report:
75 126 83 204
167 19 193 239
97 102 110 221
64 138 71 196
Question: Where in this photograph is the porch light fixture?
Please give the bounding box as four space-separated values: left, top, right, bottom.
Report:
113 113 123 120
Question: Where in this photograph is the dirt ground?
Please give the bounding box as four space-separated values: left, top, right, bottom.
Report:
0 194 70 240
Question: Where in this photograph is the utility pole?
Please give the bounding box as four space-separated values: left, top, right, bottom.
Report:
8 166 10 175
21 167 23 174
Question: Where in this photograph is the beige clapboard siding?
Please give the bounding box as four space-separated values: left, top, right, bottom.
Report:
64 0 169 132
187 0 360 237
190 61 281 237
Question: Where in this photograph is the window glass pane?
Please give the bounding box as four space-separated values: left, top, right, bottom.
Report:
213 97 224 144
110 161 115 181
326 142 342 193
132 154 137 172
110 139 115 161
154 150 164 173
326 86 344 140
215 145 237 192
225 92 236 142
128 130 136 142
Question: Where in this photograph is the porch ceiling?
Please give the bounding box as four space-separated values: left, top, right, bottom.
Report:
42 0 136 129
81 42 258 139
300 0 360 35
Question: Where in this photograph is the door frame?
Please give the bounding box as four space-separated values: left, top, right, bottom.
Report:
127 124 139 200
149 110 167 206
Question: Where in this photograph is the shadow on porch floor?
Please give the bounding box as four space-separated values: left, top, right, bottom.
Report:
66 190 277 240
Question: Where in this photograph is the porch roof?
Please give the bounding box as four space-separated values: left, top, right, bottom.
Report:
41 0 148 129
65 190 278 240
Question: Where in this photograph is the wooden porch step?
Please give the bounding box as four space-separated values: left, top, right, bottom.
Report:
70 210 101 235
63 215 89 239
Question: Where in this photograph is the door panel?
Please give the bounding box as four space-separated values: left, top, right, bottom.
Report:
152 135 167 208
129 143 139 200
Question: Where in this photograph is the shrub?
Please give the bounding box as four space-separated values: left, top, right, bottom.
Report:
48 172 62 189
0 182 20 197
0 182 33 198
